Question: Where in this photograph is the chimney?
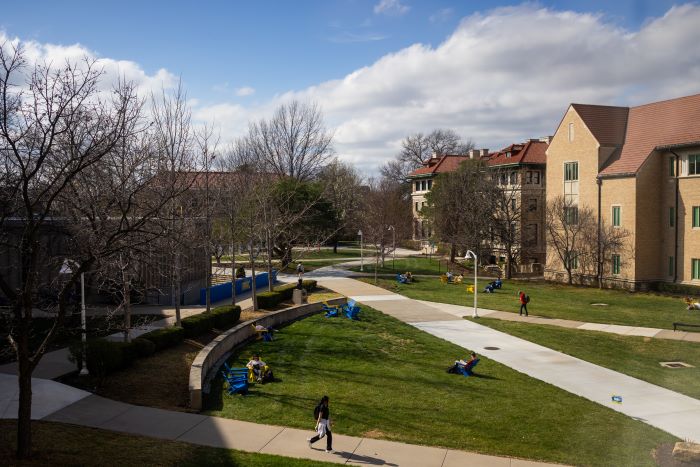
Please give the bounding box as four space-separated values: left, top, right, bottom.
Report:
540 136 553 144
468 149 479 159
480 148 489 158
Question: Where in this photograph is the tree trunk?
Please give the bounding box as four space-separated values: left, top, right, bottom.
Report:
333 240 338 254
505 245 513 280
374 248 379 284
380 240 386 268
449 243 456 264
16 318 32 459
174 250 182 327
250 244 258 311
122 274 131 342
266 231 273 292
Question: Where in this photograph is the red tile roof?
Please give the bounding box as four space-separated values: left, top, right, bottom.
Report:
488 140 548 167
569 93 700 176
407 155 471 177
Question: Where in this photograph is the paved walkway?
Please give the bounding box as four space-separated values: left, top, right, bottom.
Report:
315 277 700 443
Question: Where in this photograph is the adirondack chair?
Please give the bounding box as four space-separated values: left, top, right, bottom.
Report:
397 273 408 284
221 365 249 394
322 301 341 317
251 324 273 341
325 308 339 318
458 358 480 377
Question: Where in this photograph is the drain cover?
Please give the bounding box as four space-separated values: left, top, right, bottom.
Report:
659 361 694 368
484 346 500 350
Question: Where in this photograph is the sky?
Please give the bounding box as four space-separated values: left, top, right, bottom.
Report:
2 0 700 174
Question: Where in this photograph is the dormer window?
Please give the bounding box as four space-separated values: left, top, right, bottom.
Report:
505 152 511 158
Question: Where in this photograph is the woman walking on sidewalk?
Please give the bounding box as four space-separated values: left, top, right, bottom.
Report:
307 395 333 453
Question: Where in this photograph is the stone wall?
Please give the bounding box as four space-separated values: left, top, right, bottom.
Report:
188 297 347 410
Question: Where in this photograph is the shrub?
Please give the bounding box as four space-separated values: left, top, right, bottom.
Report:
69 339 135 378
301 279 317 291
131 337 156 357
257 291 282 309
181 313 215 338
211 305 241 329
140 326 185 351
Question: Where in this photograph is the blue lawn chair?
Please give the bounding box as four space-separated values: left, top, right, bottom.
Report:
458 359 480 377
397 273 408 284
345 304 361 320
494 278 502 289
222 365 249 395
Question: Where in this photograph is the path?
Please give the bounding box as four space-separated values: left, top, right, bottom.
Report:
315 276 700 443
0 374 560 467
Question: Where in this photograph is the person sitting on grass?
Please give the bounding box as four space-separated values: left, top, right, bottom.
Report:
448 352 478 374
405 271 413 283
446 271 453 282
483 283 494 293
253 321 273 340
246 354 269 382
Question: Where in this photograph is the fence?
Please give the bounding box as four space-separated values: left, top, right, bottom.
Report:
199 270 278 305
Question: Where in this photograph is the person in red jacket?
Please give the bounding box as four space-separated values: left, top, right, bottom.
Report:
518 290 529 316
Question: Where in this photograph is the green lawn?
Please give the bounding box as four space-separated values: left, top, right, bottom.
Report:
292 248 362 260
361 277 700 330
470 318 700 400
348 256 454 275
0 420 334 467
205 305 675 466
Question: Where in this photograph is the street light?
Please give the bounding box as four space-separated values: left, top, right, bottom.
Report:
358 230 364 271
60 259 89 376
465 250 478 318
387 226 396 270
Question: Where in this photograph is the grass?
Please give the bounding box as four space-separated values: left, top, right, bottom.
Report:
204 305 676 466
361 276 700 330
0 420 335 467
348 256 454 275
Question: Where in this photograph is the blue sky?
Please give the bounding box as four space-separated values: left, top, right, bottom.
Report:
1 1 699 172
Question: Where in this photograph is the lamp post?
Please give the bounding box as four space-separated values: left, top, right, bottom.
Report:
60 259 89 375
358 229 363 271
465 250 478 318
388 226 395 270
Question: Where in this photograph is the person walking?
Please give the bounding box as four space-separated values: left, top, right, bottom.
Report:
307 395 333 453
518 290 529 316
296 262 305 278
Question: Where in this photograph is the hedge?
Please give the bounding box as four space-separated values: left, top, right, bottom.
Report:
69 337 156 379
180 305 241 337
256 280 317 309
140 326 186 351
653 281 700 296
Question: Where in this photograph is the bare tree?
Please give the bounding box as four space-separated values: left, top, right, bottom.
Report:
491 168 522 279
248 100 333 182
545 196 595 285
400 129 474 169
424 159 497 263
318 159 363 253
595 221 631 289
0 44 147 458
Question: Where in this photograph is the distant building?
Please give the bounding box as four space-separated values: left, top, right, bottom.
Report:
488 139 549 271
546 93 700 289
407 150 489 242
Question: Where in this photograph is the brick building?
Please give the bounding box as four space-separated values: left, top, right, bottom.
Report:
545 93 700 289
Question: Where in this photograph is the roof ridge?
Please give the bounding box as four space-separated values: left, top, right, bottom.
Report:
631 92 700 110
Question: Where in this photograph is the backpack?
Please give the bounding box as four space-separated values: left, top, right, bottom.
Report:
525 295 531 304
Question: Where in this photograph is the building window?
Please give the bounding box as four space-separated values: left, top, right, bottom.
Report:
511 198 517 211
427 179 432 190
670 207 675 227
690 155 700 176
565 252 578 270
525 224 538 247
564 162 578 181
565 206 579 225
528 198 537 212
669 157 676 177
526 171 540 184
421 180 427 191
415 182 420 192
499 173 507 186
669 256 675 277
509 172 517 185
568 122 574 142
612 254 621 275
612 206 621 227
693 259 700 280
694 206 700 228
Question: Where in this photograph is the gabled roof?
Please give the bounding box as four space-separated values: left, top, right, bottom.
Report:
488 140 547 167
566 93 700 176
600 93 700 176
571 104 629 147
407 154 471 177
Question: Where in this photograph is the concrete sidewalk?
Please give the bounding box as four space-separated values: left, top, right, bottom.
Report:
40 392 560 466
317 277 700 443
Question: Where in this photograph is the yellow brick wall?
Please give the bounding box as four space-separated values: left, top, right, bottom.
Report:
600 176 637 281
633 155 662 281
677 168 700 284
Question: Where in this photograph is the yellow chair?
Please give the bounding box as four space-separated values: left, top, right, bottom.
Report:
440 275 448 284
467 285 474 294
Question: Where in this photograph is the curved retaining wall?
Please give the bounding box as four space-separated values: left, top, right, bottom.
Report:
189 297 347 410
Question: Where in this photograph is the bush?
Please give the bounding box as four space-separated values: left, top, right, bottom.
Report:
654 281 700 296
69 339 139 378
211 305 241 329
131 337 156 357
140 326 185 351
181 313 215 338
301 279 317 291
257 291 282 309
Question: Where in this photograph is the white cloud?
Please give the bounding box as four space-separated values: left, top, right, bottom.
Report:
235 86 255 97
0 32 177 98
374 0 410 16
195 3 700 174
429 8 453 24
